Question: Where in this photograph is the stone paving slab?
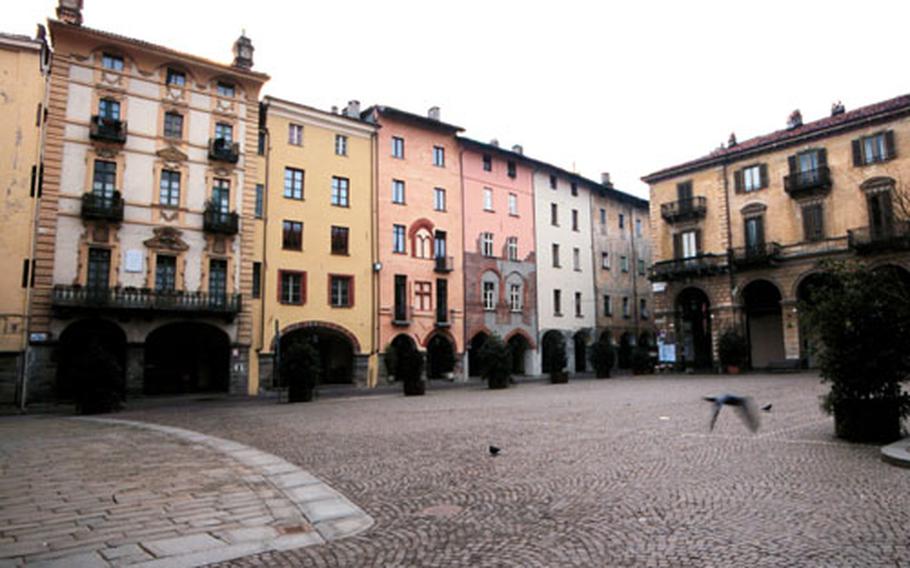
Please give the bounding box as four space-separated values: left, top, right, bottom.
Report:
881 436 910 467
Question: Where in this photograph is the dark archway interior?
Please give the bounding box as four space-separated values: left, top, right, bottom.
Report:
145 323 229 395
281 328 355 385
56 319 126 401
573 332 588 373
797 273 836 369
676 287 712 369
468 333 489 377
541 330 565 374
618 332 634 369
427 334 456 379
507 334 530 374
743 280 784 368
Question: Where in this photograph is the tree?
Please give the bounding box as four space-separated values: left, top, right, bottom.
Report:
717 328 749 372
396 341 426 396
590 337 615 378
546 333 568 383
479 334 511 389
281 339 321 403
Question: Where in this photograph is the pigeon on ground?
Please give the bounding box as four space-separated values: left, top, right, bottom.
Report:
703 394 760 432
761 403 772 412
489 445 501 456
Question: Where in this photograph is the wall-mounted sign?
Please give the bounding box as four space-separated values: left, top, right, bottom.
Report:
124 250 144 273
29 332 49 343
652 282 667 293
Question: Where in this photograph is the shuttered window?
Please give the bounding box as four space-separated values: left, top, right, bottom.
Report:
802 204 824 241
852 130 896 166
734 164 768 193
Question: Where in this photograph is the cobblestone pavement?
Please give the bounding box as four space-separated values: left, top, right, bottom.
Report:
109 373 910 567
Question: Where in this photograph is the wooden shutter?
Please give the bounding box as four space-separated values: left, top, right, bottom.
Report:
694 229 703 254
817 148 828 169
734 169 744 193
759 164 768 189
852 139 863 166
814 205 824 239
802 206 813 241
756 216 765 245
885 130 896 160
673 233 682 259
787 155 797 175
881 191 895 233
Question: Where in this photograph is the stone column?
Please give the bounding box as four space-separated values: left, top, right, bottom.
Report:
229 345 249 395
125 343 144 397
24 344 56 404
565 330 576 376
781 300 801 360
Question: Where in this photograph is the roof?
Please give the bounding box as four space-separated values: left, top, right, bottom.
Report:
362 105 464 133
47 19 270 82
642 93 910 183
262 95 377 129
0 31 44 51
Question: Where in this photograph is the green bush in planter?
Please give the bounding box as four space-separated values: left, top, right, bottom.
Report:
631 346 653 375
397 343 426 396
479 333 511 389
74 339 123 415
717 328 749 371
590 338 615 378
800 260 910 443
281 340 321 403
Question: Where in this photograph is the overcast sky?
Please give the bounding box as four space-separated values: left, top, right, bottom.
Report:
8 1 910 199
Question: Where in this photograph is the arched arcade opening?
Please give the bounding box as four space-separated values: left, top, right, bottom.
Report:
56 318 126 401
144 322 230 395
676 287 713 369
742 279 785 368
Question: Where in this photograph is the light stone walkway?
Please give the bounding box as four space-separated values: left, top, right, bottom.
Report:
0 417 372 567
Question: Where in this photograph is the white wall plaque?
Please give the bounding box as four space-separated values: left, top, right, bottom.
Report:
652 282 667 293
124 249 144 273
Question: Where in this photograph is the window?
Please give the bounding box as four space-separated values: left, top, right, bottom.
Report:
793 150 823 185
507 161 516 178
855 131 895 165
677 181 693 201
744 216 765 250
215 122 233 143
282 221 303 250
572 209 579 231
434 230 447 258
622 297 630 318
436 279 448 323
506 237 518 261
508 193 518 216
279 271 304 305
415 281 432 311
159 170 180 207
571 182 578 196
552 243 560 267
635 219 643 237
481 232 494 257
258 131 266 155
549 175 557 189
166 68 185 87
738 164 766 192
209 260 227 299
87 248 110 290
331 226 349 255
601 252 610 270
335 134 348 156
254 184 264 218
550 203 558 226
216 82 235 97
620 255 629 273
284 168 304 200
600 208 606 225
676 230 699 259
553 289 562 316
393 224 406 253
391 136 404 158
434 187 446 211
603 295 612 317
638 259 645 275
155 255 176 292
573 248 581 271
101 53 123 71
802 203 824 241
288 124 303 146
331 176 350 207
163 112 183 139
509 284 522 312
483 187 493 211
392 179 405 204
92 160 116 197
483 154 492 171
483 281 496 310
619 213 625 230
330 276 353 307
640 299 649 320
394 275 408 321
211 179 230 212
98 98 120 120
433 146 445 167
575 292 582 317
252 262 262 299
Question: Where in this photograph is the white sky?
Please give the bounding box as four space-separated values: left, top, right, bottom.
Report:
8 0 910 199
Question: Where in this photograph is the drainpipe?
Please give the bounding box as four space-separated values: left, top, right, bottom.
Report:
259 103 271 383
458 146 468 379
371 127 380 387
629 202 640 343
722 161 736 370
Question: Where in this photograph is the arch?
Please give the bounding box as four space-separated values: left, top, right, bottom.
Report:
481 267 503 282
280 325 357 385
742 279 785 368
676 287 713 369
426 334 456 379
467 331 491 377
860 176 895 191
734 274 786 304
56 318 127 401
144 322 230 395
408 218 435 240
154 61 199 85
573 330 590 373
541 330 567 374
507 333 531 375
272 321 361 353
503 328 536 350
740 202 767 215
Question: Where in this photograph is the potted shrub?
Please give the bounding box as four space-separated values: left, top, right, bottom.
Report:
800 261 910 443
548 335 569 384
74 339 123 415
479 333 511 389
282 339 321 403
717 328 749 374
398 343 426 396
590 337 615 378
631 346 654 375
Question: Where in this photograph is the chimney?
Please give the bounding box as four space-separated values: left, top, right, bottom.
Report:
57 0 83 26
728 132 737 147
601 172 613 188
511 144 523 155
427 106 440 121
232 32 255 70
831 101 845 116
344 100 361 118
331 105 338 114
490 139 499 147
787 109 803 129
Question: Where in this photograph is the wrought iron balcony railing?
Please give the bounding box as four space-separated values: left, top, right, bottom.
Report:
208 137 240 164
660 196 707 223
848 221 910 254
784 166 831 198
89 115 127 144
729 242 782 268
81 191 124 223
434 255 454 273
52 285 242 320
649 254 728 282
203 205 239 235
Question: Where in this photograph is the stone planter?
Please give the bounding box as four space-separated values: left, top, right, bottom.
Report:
833 398 902 443
403 379 426 396
289 385 315 403
725 365 741 375
550 371 569 384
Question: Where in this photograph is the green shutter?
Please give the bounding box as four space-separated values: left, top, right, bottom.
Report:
734 169 744 193
852 139 863 167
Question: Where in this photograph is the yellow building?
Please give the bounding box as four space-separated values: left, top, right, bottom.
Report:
643 96 910 370
0 29 50 405
258 97 377 388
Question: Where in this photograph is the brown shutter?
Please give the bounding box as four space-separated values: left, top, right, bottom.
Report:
802 206 812 241
814 205 824 239
734 169 744 193
759 163 768 189
817 148 828 169
852 139 863 166
756 216 765 245
787 155 797 175
885 130 896 160
673 233 682 259
881 191 895 233
695 229 703 254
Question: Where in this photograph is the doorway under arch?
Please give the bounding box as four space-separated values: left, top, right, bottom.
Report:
56 318 126 401
617 332 635 369
743 279 785 368
676 287 713 369
280 325 356 385
427 334 456 379
541 330 566 374
507 333 531 375
144 322 230 395
468 332 489 377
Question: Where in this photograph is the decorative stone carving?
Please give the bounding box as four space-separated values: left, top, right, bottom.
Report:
212 236 226 254
156 145 188 163
96 147 118 159
143 226 189 252
92 225 110 243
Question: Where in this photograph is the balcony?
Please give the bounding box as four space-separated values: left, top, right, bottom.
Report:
649 254 728 282
89 115 127 144
81 191 124 223
52 285 242 321
784 167 831 198
434 255 454 273
203 205 239 236
729 242 782 269
848 221 910 254
208 137 240 164
660 197 707 224
392 305 411 327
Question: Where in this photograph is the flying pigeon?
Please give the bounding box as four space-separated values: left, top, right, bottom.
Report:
703 394 760 432
489 445 501 456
